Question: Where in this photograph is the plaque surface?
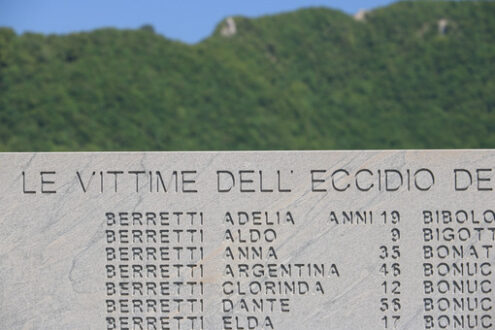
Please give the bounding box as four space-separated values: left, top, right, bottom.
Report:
0 151 494 329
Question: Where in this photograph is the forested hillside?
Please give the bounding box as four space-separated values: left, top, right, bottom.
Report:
0 1 494 150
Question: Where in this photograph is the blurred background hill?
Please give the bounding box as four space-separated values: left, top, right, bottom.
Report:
0 1 494 151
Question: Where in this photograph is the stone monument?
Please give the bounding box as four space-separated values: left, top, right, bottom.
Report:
0 150 493 329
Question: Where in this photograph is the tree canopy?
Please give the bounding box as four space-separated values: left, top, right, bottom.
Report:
0 1 494 151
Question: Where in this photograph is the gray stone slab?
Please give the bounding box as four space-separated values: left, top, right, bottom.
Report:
0 151 494 329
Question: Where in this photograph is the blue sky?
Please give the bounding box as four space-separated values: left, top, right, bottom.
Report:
0 0 397 43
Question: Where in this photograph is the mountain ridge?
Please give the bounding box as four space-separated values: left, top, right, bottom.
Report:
0 1 494 151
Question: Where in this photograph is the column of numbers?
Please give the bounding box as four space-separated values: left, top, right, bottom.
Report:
379 211 402 329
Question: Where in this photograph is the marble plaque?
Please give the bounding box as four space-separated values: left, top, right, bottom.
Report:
0 151 494 329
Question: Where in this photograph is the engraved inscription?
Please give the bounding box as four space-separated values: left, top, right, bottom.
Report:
1 151 494 329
